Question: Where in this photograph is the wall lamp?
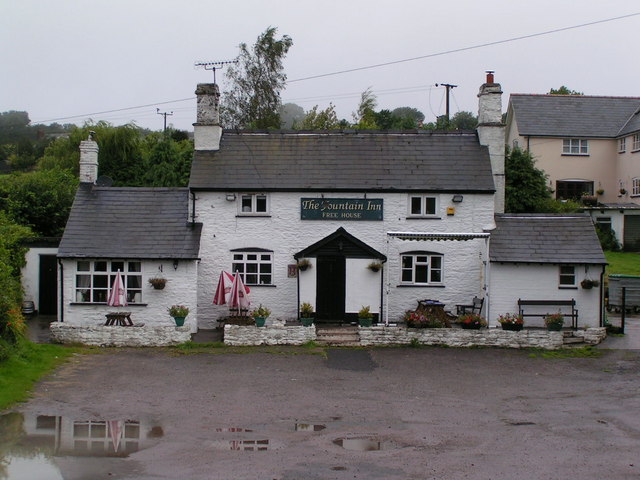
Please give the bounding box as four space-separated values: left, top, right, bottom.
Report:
226 193 236 201
452 194 464 203
173 259 179 270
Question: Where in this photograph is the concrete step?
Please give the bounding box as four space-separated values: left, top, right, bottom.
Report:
562 336 585 344
316 326 360 346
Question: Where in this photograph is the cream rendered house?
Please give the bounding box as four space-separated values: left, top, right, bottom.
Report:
506 94 640 250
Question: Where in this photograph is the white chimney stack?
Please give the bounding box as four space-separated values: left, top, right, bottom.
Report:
477 71 505 214
79 134 99 184
194 83 222 151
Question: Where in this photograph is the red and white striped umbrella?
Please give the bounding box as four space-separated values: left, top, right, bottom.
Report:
229 271 251 312
213 271 235 305
107 270 127 307
108 420 124 453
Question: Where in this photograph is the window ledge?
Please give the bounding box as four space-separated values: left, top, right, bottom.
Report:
406 216 442 220
245 284 276 288
70 302 148 306
558 286 578 290
396 284 445 288
561 153 589 157
236 214 272 218
632 149 640 154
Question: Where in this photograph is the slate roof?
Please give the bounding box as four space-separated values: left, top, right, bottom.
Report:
189 131 495 193
509 94 640 138
58 185 201 259
489 214 606 264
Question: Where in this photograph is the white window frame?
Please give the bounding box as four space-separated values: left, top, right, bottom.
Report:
562 138 589 155
408 195 439 217
632 178 640 197
400 252 443 285
619 137 626 153
231 250 274 285
75 260 142 303
238 193 269 216
559 265 576 288
633 134 640 152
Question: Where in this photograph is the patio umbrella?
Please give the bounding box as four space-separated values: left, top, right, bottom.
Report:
107 269 127 307
229 271 251 314
108 420 124 453
213 271 235 305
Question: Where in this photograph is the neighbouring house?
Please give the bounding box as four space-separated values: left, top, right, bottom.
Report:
20 237 60 315
506 93 640 250
56 140 202 332
53 73 606 342
489 214 606 328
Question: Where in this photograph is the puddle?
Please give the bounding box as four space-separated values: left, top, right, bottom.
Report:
295 423 326 432
333 437 398 451
215 427 254 432
0 412 163 479
210 439 271 451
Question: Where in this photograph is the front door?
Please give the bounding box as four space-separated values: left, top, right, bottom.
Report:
315 256 345 322
39 255 58 315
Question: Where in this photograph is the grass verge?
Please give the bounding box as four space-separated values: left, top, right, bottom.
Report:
605 251 640 276
528 346 602 359
0 342 82 410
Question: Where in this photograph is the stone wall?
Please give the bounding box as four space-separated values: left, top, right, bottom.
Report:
358 326 605 350
224 324 317 346
50 322 191 347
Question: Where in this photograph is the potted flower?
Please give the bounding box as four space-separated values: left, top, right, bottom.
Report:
458 313 486 329
358 305 373 327
148 277 167 290
168 304 189 326
404 310 445 328
497 313 524 331
299 302 314 327
251 304 271 327
544 313 564 331
581 279 594 289
297 259 312 271
367 261 383 272
620 188 628 195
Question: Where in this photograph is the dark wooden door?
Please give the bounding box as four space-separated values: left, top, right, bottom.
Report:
315 256 345 322
624 216 640 251
39 255 58 315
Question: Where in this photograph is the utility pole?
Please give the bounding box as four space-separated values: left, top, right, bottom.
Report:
435 83 457 125
156 108 173 132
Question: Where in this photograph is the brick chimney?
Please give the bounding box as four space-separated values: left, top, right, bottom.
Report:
79 134 99 184
193 83 222 151
477 71 505 214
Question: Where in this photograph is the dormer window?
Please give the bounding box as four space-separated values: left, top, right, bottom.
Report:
238 194 269 215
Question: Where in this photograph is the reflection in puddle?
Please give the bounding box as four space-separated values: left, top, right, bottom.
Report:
295 423 326 432
333 437 397 451
215 427 254 432
0 412 163 479
210 439 271 451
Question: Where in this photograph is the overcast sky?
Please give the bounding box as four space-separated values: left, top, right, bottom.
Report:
1 0 638 131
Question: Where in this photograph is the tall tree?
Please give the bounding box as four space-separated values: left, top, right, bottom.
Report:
353 88 378 129
549 86 584 95
279 103 305 129
222 27 293 129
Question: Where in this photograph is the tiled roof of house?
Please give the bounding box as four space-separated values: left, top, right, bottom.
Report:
189 131 495 192
509 94 640 138
489 214 606 264
58 185 201 259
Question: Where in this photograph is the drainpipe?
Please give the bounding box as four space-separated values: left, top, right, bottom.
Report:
191 191 197 226
484 236 491 327
57 258 64 322
599 265 605 327
379 258 387 325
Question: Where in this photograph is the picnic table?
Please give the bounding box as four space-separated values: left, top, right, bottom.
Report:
105 312 133 326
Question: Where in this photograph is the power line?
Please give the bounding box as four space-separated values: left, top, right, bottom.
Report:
287 12 640 83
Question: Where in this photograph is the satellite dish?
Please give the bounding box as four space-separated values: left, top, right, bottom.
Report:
95 176 113 187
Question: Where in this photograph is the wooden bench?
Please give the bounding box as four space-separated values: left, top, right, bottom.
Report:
456 296 484 316
517 299 578 329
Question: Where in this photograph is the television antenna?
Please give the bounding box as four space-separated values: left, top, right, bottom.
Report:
194 60 238 84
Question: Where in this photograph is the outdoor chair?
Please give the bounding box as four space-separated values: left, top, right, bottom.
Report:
456 296 484 315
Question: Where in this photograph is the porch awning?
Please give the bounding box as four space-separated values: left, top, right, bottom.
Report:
387 232 490 241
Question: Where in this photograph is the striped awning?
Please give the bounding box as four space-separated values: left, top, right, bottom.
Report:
387 232 490 241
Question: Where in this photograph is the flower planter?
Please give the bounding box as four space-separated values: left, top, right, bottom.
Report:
501 323 523 331
300 318 314 327
358 318 373 327
546 324 563 331
460 323 482 330
173 316 186 327
254 316 267 327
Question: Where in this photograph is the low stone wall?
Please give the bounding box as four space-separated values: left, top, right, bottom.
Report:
359 326 570 350
50 322 191 347
224 324 317 346
575 327 608 345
